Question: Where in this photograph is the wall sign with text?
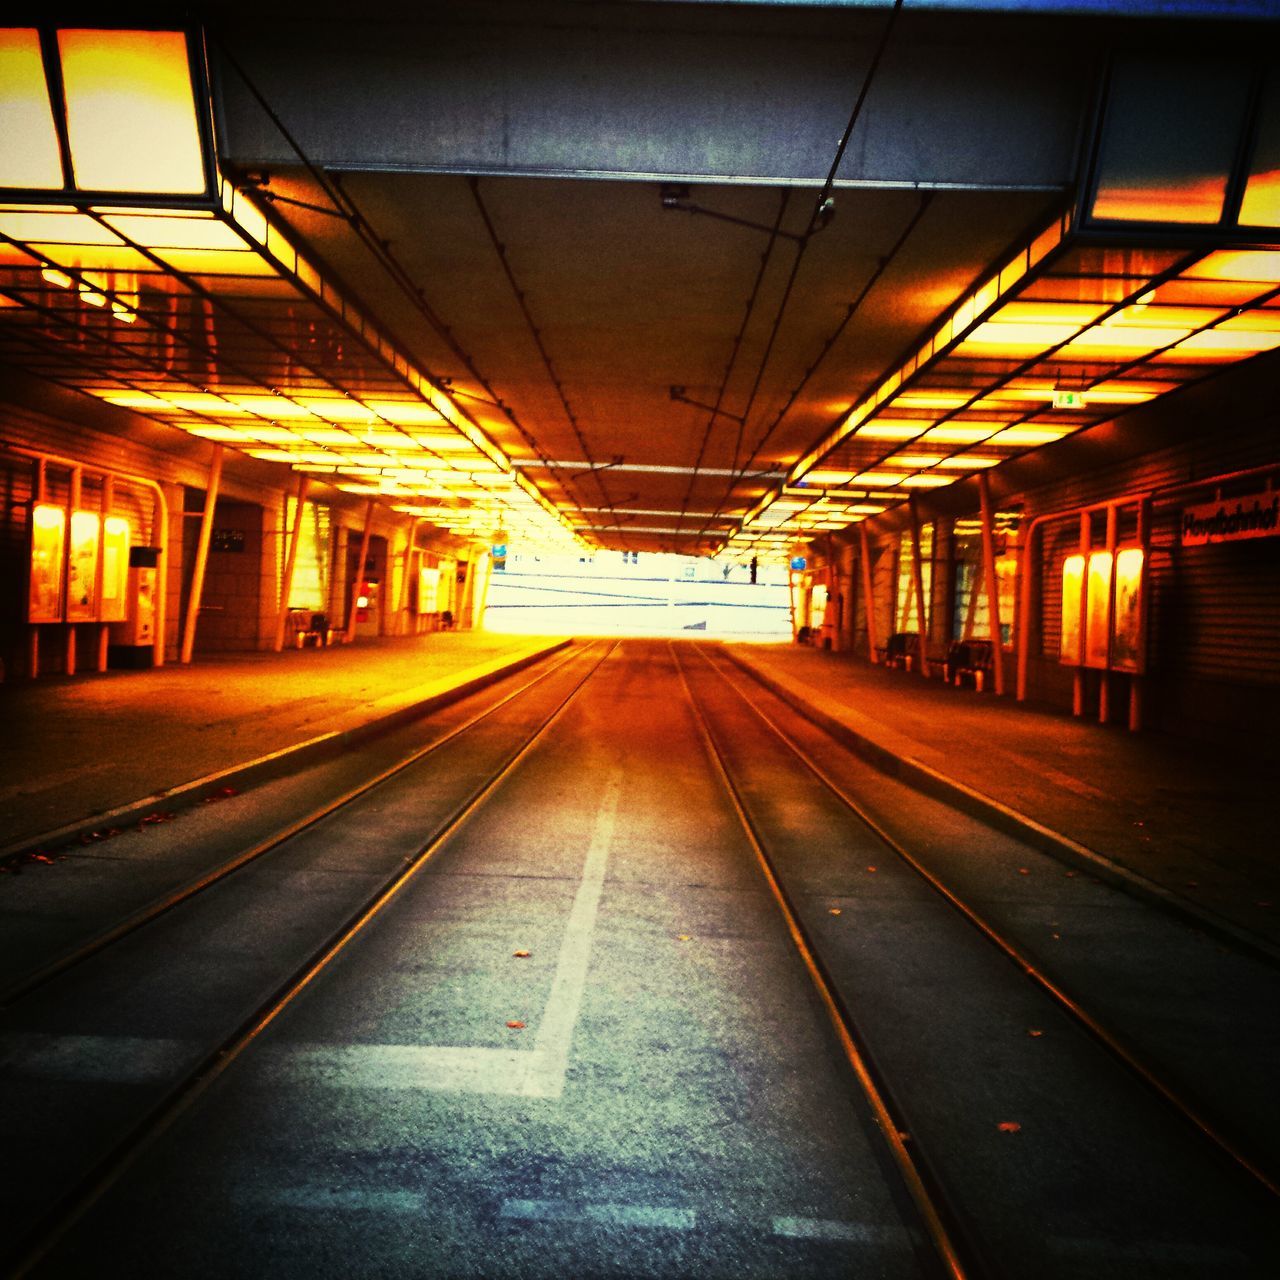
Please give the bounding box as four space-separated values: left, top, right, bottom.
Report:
1181 493 1279 546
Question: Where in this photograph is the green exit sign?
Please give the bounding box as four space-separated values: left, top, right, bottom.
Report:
1052 389 1087 410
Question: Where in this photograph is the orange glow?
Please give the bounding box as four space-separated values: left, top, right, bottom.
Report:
988 426 1072 446
1091 178 1227 225
100 212 243 251
0 29 64 189
804 470 855 486
58 29 206 194
920 424 1000 443
1238 169 1280 228
1184 250 1280 283
855 422 928 441
899 473 957 488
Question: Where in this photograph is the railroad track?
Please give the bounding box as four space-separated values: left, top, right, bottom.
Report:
2 640 615 1276
4 638 1277 1279
675 640 1280 1279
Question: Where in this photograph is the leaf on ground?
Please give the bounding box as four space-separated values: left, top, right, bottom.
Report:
1018 868 1030 875
997 1121 1022 1133
866 866 877 873
676 934 693 942
828 908 842 916
506 1020 526 1030
1027 1029 1044 1038
512 950 532 958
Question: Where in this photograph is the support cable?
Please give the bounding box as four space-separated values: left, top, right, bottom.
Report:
211 34 582 517
695 0 907 547
467 177 629 543
672 189 791 541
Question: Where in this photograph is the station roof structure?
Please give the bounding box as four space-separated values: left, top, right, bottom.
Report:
1 3 1278 558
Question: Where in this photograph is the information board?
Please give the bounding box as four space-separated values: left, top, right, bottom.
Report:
28 503 66 623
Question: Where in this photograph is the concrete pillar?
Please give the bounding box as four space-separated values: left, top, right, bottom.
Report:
180 444 223 665
273 474 312 652
859 523 879 663
978 472 1005 695
345 499 377 643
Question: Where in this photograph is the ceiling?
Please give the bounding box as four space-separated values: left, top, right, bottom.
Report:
2 4 1277 558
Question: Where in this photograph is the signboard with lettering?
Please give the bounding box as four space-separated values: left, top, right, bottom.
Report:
1181 493 1279 546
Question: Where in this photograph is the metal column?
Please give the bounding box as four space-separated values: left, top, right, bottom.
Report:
907 497 930 677
345 498 377 643
272 475 312 652
180 444 223 665
859 523 880 663
978 472 1004 695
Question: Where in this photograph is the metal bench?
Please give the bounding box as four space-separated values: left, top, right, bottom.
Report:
945 638 995 690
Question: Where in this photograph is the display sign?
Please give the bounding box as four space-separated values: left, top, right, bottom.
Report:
1052 389 1087 410
28 503 66 622
1181 493 1279 545
66 510 101 621
1085 550 1113 669
1059 553 1084 664
1110 547 1145 673
100 516 130 623
789 555 807 571
1060 548 1145 672
417 566 441 614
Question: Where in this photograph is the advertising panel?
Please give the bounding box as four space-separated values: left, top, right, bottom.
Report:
1059 554 1084 664
28 503 66 622
1085 550 1113 669
66 510 101 621
417 565 441 614
100 516 130 623
1110 547 1145 673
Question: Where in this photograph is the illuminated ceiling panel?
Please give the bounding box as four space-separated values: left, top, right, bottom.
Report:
739 209 1280 538
0 26 581 551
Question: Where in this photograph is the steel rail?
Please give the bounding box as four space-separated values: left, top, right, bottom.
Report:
1 640 591 1008
693 643 1280 1202
9 639 618 1279
670 642 975 1280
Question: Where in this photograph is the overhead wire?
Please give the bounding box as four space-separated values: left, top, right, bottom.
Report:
467 176 630 545
210 34 582 520
694 0 908 549
671 188 792 545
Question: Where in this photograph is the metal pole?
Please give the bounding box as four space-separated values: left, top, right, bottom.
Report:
859 522 880 663
180 444 223 665
273 474 312 652
97 475 114 672
1074 510 1090 716
458 553 477 630
1099 502 1118 725
29 459 47 678
978 472 1004 695
1015 519 1041 702
908 496 930 677
65 466 81 677
397 517 426 630
149 481 169 669
473 550 493 630
1130 497 1151 732
345 498 376 643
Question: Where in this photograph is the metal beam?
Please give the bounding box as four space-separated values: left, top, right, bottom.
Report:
273 474 312 652
180 443 224 665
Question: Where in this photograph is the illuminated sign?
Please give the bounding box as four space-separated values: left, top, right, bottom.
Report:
100 516 130 622
28 503 66 622
1181 494 1279 546
66 509 100 621
1052 389 1088 410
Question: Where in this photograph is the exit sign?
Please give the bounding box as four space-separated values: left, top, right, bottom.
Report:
1052 389 1087 410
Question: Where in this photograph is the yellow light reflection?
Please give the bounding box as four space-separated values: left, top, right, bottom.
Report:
0 29 64 189
100 213 243 251
920 424 1000 443
58 30 206 194
1239 169 1280 228
1091 179 1227 225
988 426 1072 446
1184 250 1280 283
805 470 855 486
899 473 957 488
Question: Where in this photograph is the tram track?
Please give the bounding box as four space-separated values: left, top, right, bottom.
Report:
1 641 591 1009
687 642 1280 1199
3 640 616 1277
676 640 1280 1280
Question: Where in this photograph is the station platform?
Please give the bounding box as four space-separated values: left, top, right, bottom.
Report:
0 632 568 856
725 643 1279 954
2 634 1274 956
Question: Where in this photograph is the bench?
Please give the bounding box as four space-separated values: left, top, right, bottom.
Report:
881 631 921 671
945 638 995 690
290 611 333 648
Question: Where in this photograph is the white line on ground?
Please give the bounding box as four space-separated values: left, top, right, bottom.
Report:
770 1216 908 1244
499 1199 695 1230
522 770 622 1098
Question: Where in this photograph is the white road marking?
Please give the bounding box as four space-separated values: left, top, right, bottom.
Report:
499 1198 695 1230
9 774 624 1100
523 771 622 1098
771 1216 908 1244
